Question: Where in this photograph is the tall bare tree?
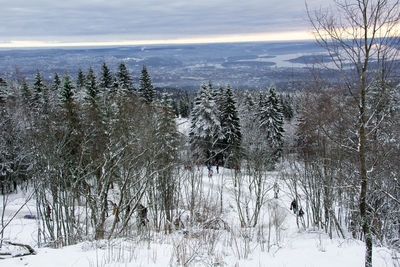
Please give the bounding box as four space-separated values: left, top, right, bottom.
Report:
308 0 400 266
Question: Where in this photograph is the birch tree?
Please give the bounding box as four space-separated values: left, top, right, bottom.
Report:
308 1 400 265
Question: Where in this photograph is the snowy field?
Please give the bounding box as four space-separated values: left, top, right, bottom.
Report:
0 165 398 267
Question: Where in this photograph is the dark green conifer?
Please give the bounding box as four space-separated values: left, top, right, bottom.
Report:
258 85 284 157
116 62 133 92
220 84 241 166
99 62 113 90
52 72 61 92
85 67 99 101
76 69 86 91
33 70 44 103
189 82 222 162
139 65 154 103
21 78 31 101
60 73 75 103
0 76 7 103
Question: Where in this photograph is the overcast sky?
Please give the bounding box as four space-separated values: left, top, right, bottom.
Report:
0 0 328 46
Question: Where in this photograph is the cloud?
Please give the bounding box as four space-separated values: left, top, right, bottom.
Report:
0 0 327 42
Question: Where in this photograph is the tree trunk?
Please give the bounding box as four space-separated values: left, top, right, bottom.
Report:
359 73 372 266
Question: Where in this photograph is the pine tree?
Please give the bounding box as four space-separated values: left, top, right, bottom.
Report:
139 65 154 103
85 67 99 101
116 62 133 92
258 85 284 158
220 84 241 166
99 62 113 91
189 82 223 162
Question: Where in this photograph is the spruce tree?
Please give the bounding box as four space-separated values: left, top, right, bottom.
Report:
220 84 241 166
178 92 191 118
171 99 179 117
189 82 223 162
280 93 294 121
216 85 225 119
139 65 154 103
178 97 190 118
258 85 284 158
99 62 113 91
239 90 258 129
0 76 6 87
21 78 31 103
33 70 44 103
111 75 120 92
0 76 7 103
85 67 99 101
76 69 85 91
52 72 61 92
244 90 255 106
116 62 133 92
60 73 75 104
157 91 180 163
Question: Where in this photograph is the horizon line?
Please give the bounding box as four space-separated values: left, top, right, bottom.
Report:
0 31 315 48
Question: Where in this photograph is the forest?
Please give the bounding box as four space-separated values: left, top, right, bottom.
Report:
0 0 400 266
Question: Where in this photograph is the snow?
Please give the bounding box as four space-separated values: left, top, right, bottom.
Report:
176 117 190 137
0 144 398 266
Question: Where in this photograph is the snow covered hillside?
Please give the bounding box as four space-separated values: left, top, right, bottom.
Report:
0 165 398 267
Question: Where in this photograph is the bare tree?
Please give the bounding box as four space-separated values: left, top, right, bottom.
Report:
307 1 400 265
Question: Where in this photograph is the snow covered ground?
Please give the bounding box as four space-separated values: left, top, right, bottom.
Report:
0 165 398 267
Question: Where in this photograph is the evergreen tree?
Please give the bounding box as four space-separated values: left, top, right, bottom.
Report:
215 85 225 119
178 92 191 118
85 67 99 101
52 72 61 92
21 78 31 102
111 75 120 92
220 85 242 166
0 76 7 103
139 65 154 103
189 82 223 162
33 70 45 103
258 86 284 158
99 62 113 91
171 98 179 117
76 69 86 91
178 97 190 118
238 90 257 132
60 73 75 104
280 93 294 121
157 92 179 157
41 83 49 111
244 90 255 105
208 81 215 94
0 76 6 87
116 62 133 92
